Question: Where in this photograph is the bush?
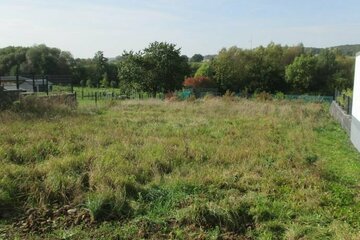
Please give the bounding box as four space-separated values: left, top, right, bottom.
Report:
336 89 352 109
183 76 216 88
274 92 285 100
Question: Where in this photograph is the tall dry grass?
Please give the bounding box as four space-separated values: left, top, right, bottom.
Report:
0 98 359 239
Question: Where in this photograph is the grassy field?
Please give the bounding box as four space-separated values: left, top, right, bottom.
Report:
0 98 360 239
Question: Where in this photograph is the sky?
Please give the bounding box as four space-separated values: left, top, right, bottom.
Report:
1 0 360 58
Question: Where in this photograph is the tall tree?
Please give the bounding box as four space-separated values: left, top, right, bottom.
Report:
194 62 213 78
334 54 355 90
142 42 190 95
285 54 317 93
212 47 249 92
250 43 287 92
117 51 145 94
190 54 204 63
312 49 338 94
93 51 108 87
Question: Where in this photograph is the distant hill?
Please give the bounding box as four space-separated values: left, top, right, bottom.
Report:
306 44 360 56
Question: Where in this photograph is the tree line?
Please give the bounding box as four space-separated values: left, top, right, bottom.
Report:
0 42 355 95
208 43 354 95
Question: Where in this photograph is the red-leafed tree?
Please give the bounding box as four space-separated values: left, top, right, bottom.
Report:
183 76 216 88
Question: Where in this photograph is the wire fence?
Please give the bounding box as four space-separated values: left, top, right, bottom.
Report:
1 75 339 107
75 88 165 104
74 87 335 106
0 75 74 95
335 89 352 115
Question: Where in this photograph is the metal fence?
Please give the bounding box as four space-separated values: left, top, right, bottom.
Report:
0 75 74 95
284 94 334 103
335 89 352 115
76 88 166 104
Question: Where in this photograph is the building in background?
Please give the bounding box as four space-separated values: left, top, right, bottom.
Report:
0 76 53 92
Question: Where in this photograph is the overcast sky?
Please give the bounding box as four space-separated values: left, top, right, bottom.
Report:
1 0 359 58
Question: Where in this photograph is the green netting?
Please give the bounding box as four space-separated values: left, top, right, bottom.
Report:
177 89 192 100
284 95 333 103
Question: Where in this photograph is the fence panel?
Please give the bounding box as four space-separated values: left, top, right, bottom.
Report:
335 89 353 115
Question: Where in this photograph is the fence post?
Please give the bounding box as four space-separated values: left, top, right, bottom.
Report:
95 92 97 105
16 74 19 90
32 75 36 92
46 76 49 96
71 80 74 93
347 96 351 115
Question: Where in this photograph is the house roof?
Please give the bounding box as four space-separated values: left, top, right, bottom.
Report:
0 77 52 85
0 76 31 82
23 79 53 84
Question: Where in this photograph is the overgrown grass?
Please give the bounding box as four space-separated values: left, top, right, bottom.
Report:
1 98 360 239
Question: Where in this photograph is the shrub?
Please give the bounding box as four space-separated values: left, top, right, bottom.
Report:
336 89 352 109
274 92 285 100
305 154 318 165
183 76 216 88
194 62 213 78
